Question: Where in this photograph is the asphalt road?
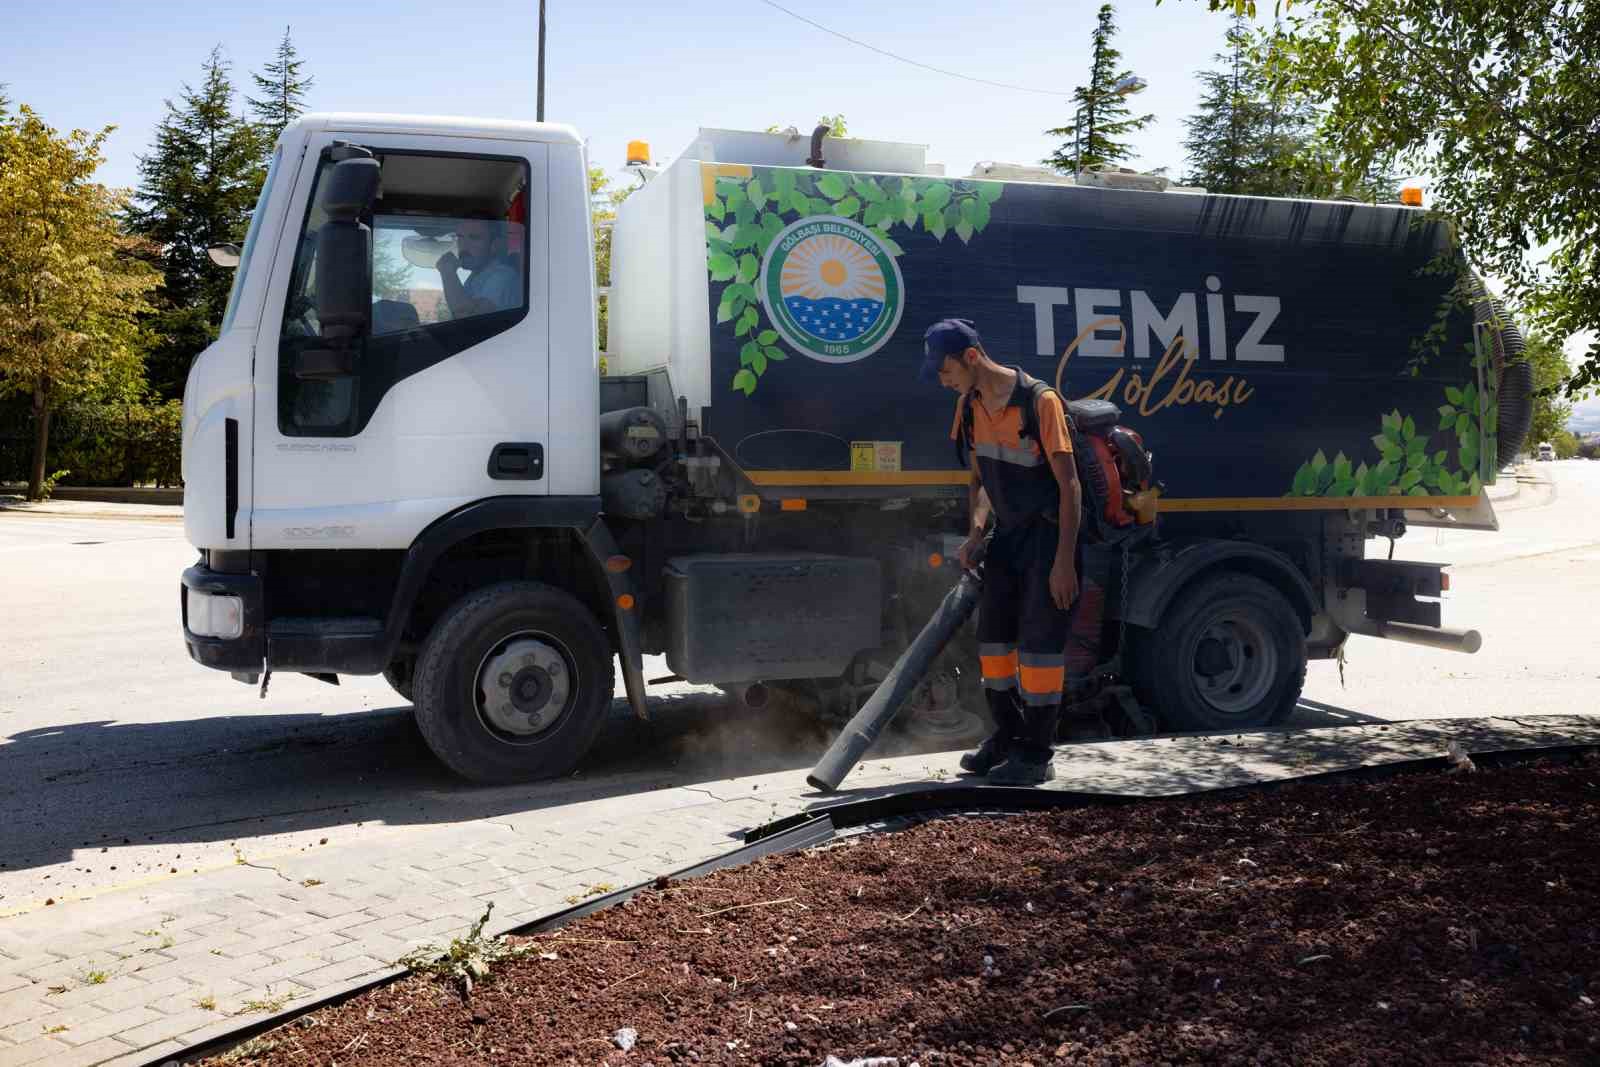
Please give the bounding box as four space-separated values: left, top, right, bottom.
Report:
0 461 1592 915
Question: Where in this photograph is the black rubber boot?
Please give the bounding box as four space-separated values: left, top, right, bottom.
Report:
959 733 1011 775
961 689 1023 775
987 703 1061 786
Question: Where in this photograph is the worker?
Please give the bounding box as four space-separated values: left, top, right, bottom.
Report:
922 318 1082 785
437 216 520 318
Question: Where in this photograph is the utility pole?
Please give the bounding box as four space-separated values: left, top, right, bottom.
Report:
536 0 546 122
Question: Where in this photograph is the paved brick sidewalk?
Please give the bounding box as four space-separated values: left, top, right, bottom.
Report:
1 712 1595 1067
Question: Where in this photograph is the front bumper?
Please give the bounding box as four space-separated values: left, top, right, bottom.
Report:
181 562 265 672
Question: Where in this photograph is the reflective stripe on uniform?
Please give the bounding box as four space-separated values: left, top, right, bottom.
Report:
979 643 1019 690
974 441 1044 467
1018 651 1064 702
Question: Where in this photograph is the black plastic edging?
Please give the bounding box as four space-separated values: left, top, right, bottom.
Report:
159 817 838 1066
158 740 1594 1066
745 740 1600 843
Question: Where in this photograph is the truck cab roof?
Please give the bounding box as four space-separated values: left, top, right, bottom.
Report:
283 112 583 146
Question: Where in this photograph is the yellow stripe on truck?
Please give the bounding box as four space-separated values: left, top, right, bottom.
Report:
744 470 1483 512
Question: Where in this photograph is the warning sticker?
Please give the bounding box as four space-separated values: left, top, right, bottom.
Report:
850 441 903 472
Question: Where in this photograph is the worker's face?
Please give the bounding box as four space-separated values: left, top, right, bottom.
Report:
455 221 500 271
936 348 980 393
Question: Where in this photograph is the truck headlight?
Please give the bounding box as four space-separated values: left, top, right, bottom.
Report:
187 589 244 639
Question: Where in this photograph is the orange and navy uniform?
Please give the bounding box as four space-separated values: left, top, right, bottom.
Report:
953 369 1076 712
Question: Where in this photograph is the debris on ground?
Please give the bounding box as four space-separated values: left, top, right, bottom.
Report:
196 755 1599 1065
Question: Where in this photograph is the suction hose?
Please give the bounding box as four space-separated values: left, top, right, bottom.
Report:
1465 270 1535 467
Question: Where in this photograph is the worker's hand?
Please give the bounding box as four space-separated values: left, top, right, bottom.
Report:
1049 556 1078 611
957 534 984 571
436 251 460 276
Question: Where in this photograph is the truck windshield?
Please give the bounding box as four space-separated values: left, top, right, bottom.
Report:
219 145 282 334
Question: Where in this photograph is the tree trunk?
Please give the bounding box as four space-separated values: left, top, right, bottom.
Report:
28 375 52 501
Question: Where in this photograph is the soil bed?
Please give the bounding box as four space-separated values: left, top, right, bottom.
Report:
205 754 1599 1066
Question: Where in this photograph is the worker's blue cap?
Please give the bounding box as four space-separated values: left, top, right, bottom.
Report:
920 318 982 383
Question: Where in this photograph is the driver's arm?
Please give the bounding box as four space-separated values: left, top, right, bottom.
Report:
438 257 493 318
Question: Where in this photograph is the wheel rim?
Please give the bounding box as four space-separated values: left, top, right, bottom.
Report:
474 631 578 742
1187 611 1278 717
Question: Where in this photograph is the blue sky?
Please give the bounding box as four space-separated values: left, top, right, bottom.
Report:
5 0 1228 193
7 0 1592 432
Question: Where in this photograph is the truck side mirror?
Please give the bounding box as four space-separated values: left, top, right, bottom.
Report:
314 157 380 349
315 221 371 346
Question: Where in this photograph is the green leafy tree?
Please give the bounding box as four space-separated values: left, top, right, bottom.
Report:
1212 0 1600 393
1046 4 1155 172
1524 332 1573 452
592 166 637 356
129 47 265 400
248 26 313 152
0 107 159 499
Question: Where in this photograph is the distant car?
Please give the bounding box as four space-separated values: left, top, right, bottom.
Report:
1537 442 1556 461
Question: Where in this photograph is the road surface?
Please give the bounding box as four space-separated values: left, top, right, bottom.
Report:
0 462 1593 915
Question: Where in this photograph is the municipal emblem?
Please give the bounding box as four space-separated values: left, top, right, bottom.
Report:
759 216 904 363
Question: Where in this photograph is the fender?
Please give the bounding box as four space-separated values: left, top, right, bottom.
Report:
1118 538 1316 633
377 496 648 720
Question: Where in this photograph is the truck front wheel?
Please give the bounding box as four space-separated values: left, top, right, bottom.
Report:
413 581 614 783
1131 572 1306 733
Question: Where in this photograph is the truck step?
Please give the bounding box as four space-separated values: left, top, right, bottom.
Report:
268 616 383 637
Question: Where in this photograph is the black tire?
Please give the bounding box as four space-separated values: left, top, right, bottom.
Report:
382 657 415 704
1130 572 1306 733
412 581 614 784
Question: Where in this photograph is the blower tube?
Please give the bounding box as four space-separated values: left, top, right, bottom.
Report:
807 566 983 793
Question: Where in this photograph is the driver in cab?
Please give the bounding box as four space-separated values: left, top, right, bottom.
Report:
436 215 520 318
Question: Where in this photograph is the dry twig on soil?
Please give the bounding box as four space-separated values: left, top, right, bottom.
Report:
700 897 796 918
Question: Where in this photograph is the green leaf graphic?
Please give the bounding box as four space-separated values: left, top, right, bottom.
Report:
764 345 787 362
732 369 757 395
1401 415 1416 440
977 181 1004 203
739 340 760 366
834 196 860 219
736 254 758 284
971 197 991 231
1445 385 1464 405
736 305 759 337
925 210 947 240
758 329 778 345
816 173 848 200
1310 449 1328 471
922 183 952 211
853 176 885 202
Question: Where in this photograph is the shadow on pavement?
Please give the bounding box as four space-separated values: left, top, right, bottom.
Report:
0 687 1397 874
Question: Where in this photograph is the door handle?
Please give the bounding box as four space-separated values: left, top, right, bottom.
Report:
488 442 544 481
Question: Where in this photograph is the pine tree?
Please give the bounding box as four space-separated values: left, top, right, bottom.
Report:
1182 22 1396 201
1182 15 1268 193
1045 4 1155 173
129 47 265 400
248 27 313 151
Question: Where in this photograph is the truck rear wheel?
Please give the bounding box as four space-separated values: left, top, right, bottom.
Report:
413 581 614 784
1131 572 1306 733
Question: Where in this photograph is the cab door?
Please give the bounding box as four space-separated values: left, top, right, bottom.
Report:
252 131 551 550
